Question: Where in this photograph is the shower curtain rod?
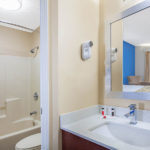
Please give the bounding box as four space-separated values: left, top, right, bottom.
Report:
0 20 34 32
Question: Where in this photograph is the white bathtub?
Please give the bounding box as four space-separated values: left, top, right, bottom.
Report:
0 117 40 150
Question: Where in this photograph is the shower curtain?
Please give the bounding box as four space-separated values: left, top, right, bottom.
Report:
144 52 150 82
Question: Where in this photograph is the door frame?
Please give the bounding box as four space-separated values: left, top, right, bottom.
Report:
40 0 50 149
40 0 59 149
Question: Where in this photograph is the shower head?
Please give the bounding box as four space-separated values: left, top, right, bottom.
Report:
30 49 35 53
30 46 39 54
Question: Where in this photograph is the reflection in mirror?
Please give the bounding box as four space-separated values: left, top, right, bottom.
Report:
111 7 150 93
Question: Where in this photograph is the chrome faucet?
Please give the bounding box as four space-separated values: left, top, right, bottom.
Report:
124 104 137 125
30 111 37 116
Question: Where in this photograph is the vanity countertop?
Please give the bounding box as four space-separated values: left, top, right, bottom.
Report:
60 105 150 150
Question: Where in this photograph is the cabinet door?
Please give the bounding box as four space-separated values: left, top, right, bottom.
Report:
62 130 109 150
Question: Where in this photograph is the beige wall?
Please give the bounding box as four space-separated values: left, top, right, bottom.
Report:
0 26 40 125
47 0 148 149
47 1 150 150
0 25 32 57
59 0 100 114
51 1 100 149
111 20 123 92
101 0 150 110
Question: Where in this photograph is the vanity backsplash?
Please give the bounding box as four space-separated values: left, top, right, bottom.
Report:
99 105 150 123
60 105 150 127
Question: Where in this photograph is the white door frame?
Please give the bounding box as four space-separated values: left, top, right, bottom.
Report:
40 0 50 149
40 0 59 150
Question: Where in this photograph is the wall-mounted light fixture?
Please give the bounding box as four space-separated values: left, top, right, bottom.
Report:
0 0 22 11
138 43 150 47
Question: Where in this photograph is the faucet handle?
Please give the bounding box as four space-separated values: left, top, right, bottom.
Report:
128 104 136 110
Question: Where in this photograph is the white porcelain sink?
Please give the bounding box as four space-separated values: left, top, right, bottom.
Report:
90 122 150 147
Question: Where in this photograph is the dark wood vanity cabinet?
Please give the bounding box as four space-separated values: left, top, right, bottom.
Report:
62 130 110 150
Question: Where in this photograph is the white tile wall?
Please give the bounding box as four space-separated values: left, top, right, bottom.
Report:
0 56 6 107
0 55 32 118
31 52 40 120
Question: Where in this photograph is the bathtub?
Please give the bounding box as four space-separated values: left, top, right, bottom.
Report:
0 117 40 150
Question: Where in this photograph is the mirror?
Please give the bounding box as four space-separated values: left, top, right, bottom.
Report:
111 7 150 94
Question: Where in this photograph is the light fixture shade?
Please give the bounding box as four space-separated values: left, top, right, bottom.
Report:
0 0 22 11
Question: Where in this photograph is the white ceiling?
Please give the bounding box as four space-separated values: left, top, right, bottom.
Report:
123 7 150 46
0 0 40 32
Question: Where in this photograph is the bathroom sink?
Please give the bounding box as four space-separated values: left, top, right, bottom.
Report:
90 122 150 147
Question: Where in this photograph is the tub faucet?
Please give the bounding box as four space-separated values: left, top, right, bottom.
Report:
124 104 137 125
30 111 37 116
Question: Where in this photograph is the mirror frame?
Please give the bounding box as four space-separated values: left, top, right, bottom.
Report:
105 0 150 100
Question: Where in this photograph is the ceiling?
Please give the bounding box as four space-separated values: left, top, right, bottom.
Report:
123 7 150 46
0 0 40 32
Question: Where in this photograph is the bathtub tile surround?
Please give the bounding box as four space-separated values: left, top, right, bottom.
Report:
0 55 31 108
0 26 40 120
60 105 150 150
0 55 40 118
0 107 6 117
6 98 26 121
0 39 40 120
0 55 31 116
31 51 40 120
0 26 40 149
0 58 41 149
0 55 40 149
